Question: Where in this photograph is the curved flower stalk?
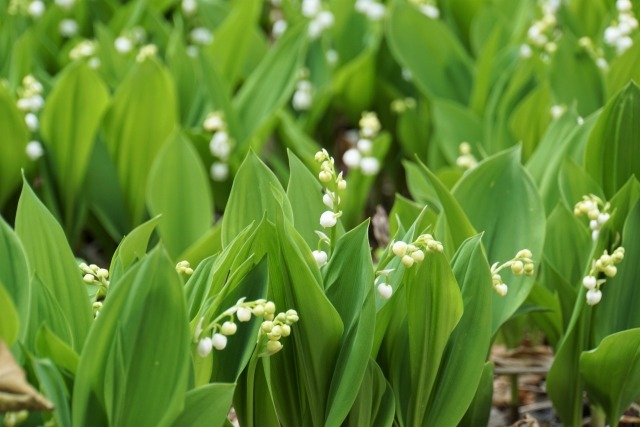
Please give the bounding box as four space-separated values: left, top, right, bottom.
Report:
489 249 535 296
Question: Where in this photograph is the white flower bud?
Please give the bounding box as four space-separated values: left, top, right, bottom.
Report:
582 275 597 290
377 282 393 300
597 212 610 225
211 333 227 350
604 265 617 277
302 0 321 17
550 105 565 119
365 2 385 20
359 157 380 175
237 307 252 322
617 0 632 12
420 4 439 19
272 19 288 38
411 249 425 262
25 113 39 131
319 170 331 182
589 219 599 230
312 250 328 267
209 131 231 159
210 162 229 181
182 0 197 15
25 141 44 160
285 309 299 323
516 249 533 259
337 179 347 190
342 148 361 168
265 302 276 315
392 241 407 257
97 268 109 279
357 138 373 154
281 324 291 336
401 255 415 268
511 260 524 275
293 89 313 110
59 19 78 37
191 27 213 45
221 321 237 335
266 339 283 353
586 288 602 306
520 44 533 59
320 210 338 228
616 35 633 54
197 337 213 356
83 273 95 283
114 36 133 54
28 0 45 17
322 193 334 208
317 11 335 29
592 230 599 241
326 49 338 65
203 113 224 132
495 283 508 296
55 0 75 9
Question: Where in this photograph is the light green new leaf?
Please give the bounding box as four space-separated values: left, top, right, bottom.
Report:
0 217 30 335
452 147 546 333
585 82 640 198
35 324 80 375
147 133 213 259
73 247 190 427
103 57 178 225
222 151 293 246
16 179 92 351
109 215 161 285
387 0 473 104
40 61 109 223
0 84 28 209
580 328 640 427
423 234 493 426
171 383 236 427
0 281 19 346
406 251 464 426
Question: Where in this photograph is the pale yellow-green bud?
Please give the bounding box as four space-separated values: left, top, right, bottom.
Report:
281 324 291 336
285 309 299 323
524 263 534 275
264 301 276 315
261 321 273 332
511 260 524 275
266 340 283 353
604 265 617 277
252 304 265 316
411 249 425 262
402 255 415 268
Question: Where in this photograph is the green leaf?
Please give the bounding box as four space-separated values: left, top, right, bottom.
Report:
28 274 74 351
459 362 494 427
585 82 640 198
73 247 190 427
452 147 546 333
0 281 19 346
0 84 28 208
103 57 178 225
32 357 72 427
109 215 161 284
147 133 213 259
387 0 473 103
171 383 236 427
580 328 640 427
16 179 92 351
431 98 483 165
0 217 30 335
35 324 80 375
222 151 293 246
406 251 463 426
389 193 437 239
606 38 640 98
40 61 110 226
558 157 604 211
344 359 395 427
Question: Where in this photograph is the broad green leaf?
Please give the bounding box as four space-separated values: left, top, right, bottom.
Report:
276 111 321 172
178 221 223 267
452 147 546 333
0 281 19 346
103 57 178 225
431 98 483 165
387 1 473 103
606 38 640 98
344 359 395 427
32 357 72 427
580 328 640 427
585 82 640 198
73 247 190 427
16 179 91 351
0 217 30 334
147 133 213 259
424 235 493 426
233 23 307 146
403 160 439 209
35 324 80 375
0 84 28 209
109 215 161 284
558 157 604 211
40 61 109 227
406 251 463 426
332 48 377 116
459 362 494 427
171 383 235 427
222 151 293 246
28 275 74 351
508 82 552 160
389 194 437 241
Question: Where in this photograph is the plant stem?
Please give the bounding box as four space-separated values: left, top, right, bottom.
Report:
246 348 259 427
509 373 520 423
590 404 607 427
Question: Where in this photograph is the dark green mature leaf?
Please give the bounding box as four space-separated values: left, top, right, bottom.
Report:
233 23 307 146
103 57 178 225
580 328 640 427
73 247 190 427
585 82 640 198
0 84 28 209
344 358 395 427
171 383 235 427
387 1 473 103
459 362 494 427
109 215 161 285
0 217 30 335
0 281 19 346
16 179 91 351
431 98 483 165
147 133 213 259
452 147 546 333
424 234 493 426
222 151 293 246
40 61 109 224
406 251 463 426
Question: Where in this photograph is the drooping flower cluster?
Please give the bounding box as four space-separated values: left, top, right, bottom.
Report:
574 194 611 241
409 0 440 19
194 298 298 357
16 75 46 161
312 149 347 266
342 111 382 176
175 260 194 276
582 247 625 306
520 0 561 59
79 262 110 317
490 249 535 296
301 0 335 39
604 0 638 55
355 0 386 21
69 39 100 68
455 142 478 170
204 111 233 181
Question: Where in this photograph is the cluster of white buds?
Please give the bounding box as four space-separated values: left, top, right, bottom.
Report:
574 194 611 241
175 260 194 276
136 44 158 63
455 142 478 170
520 0 560 59
79 262 110 315
374 268 395 300
582 247 625 306
69 39 100 68
302 0 335 39
17 75 45 161
391 233 443 268
604 0 638 55
409 0 440 19
195 298 298 357
342 111 382 176
355 0 385 21
292 79 313 111
204 111 233 181
490 249 535 296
